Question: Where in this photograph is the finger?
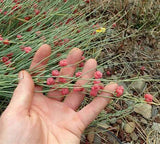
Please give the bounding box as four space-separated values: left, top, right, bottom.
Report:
47 48 83 101
58 48 83 79
7 70 35 115
78 83 118 129
30 44 51 91
64 59 97 110
30 44 51 71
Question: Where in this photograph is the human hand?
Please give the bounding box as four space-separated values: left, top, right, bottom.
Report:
0 44 118 144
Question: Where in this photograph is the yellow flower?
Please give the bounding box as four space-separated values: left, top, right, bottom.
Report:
96 27 106 33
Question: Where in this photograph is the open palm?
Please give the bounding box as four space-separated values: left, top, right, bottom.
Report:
0 44 118 144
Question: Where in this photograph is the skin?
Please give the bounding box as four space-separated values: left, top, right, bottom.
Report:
0 44 118 144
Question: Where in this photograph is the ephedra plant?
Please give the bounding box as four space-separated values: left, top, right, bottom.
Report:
0 2 159 141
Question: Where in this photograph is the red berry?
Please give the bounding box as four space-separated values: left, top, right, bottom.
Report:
112 23 116 28
2 56 9 63
12 4 19 11
99 84 104 90
17 34 22 39
7 53 13 59
92 23 100 29
94 71 103 79
73 9 78 14
37 22 41 26
140 66 145 71
81 56 85 60
24 47 32 53
91 31 96 35
79 62 84 67
33 3 38 8
106 70 111 76
58 40 64 46
77 30 81 33
0 36 3 41
63 38 69 43
75 72 82 77
52 70 59 76
65 18 73 24
24 16 31 21
46 77 55 85
5 60 11 65
91 84 100 91
90 89 98 97
27 26 33 32
54 41 59 46
61 88 69 95
115 86 124 97
4 11 7 15
144 94 153 102
59 77 67 83
93 80 101 84
90 83 104 97
59 59 68 67
3 39 10 45
34 9 40 15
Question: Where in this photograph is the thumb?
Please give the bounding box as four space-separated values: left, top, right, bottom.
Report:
8 70 35 115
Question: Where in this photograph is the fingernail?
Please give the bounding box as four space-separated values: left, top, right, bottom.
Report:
18 70 24 82
70 48 80 54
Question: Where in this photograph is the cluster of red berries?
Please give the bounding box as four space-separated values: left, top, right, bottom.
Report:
115 86 124 97
46 57 126 98
1 53 13 65
92 23 100 29
65 18 73 25
47 68 69 95
46 55 86 95
90 71 104 97
46 58 69 95
54 38 70 47
0 0 83 66
90 71 124 97
19 45 32 53
144 93 153 103
17 34 22 39
115 86 153 102
59 59 68 67
0 33 32 54
23 47 32 53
